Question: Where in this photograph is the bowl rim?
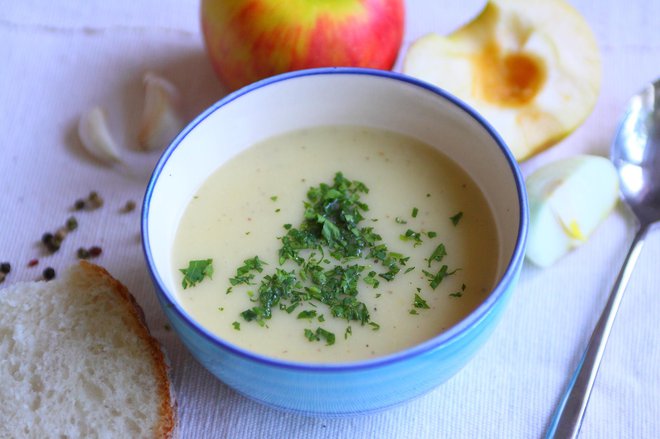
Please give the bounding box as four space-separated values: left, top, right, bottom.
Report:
142 66 528 372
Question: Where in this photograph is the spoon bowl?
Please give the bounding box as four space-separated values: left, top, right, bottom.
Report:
612 79 660 223
547 78 660 438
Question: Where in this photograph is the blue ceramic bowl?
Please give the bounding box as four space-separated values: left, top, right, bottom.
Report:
142 68 528 416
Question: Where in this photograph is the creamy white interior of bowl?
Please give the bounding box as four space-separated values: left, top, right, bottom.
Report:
146 72 521 298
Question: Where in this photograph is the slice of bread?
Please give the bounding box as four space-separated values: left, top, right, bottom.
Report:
0 261 175 438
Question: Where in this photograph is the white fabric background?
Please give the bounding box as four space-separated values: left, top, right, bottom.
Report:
1 1 658 437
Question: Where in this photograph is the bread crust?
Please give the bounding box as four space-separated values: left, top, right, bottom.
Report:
76 261 176 439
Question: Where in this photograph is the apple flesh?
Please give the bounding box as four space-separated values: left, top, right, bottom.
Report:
201 0 404 91
403 0 601 161
525 155 619 267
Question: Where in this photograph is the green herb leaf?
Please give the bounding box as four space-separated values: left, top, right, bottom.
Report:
423 265 458 290
400 228 423 247
305 327 336 345
450 211 463 226
427 243 447 267
229 256 267 286
413 293 430 309
179 259 213 289
317 328 336 346
304 328 318 341
232 321 241 330
368 321 380 331
450 283 467 298
297 310 317 320
412 207 419 218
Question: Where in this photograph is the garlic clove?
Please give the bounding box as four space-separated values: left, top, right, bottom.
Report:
525 155 619 267
137 72 184 151
78 106 122 164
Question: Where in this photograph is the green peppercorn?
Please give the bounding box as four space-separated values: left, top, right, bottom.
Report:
77 247 90 259
66 216 78 231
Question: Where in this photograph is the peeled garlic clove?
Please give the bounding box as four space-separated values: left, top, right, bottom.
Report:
137 72 184 151
525 155 619 267
78 106 122 164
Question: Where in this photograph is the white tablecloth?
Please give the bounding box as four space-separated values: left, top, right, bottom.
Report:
1 1 659 437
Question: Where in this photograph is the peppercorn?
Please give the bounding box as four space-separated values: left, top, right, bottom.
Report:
88 191 103 209
66 216 78 231
54 227 68 242
42 232 54 245
89 246 102 257
74 199 86 210
28 259 39 267
0 262 10 274
121 200 136 213
43 267 56 280
77 247 90 259
41 233 60 252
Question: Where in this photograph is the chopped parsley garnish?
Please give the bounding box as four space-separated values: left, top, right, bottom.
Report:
232 321 241 330
450 283 467 298
229 256 267 286
400 229 422 247
450 211 463 226
427 243 447 267
179 259 213 289
423 265 458 290
413 293 430 309
225 172 465 345
305 327 336 345
364 270 380 288
344 325 353 339
297 310 317 320
278 172 372 263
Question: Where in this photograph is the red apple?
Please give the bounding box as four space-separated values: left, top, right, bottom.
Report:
201 0 405 91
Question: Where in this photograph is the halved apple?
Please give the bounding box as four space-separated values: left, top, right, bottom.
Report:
402 0 601 161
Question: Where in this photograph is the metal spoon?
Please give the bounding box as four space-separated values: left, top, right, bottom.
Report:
546 79 660 438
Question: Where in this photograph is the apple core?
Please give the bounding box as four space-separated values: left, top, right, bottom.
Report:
475 41 547 108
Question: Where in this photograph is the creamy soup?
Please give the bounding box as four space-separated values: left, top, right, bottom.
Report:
172 125 499 363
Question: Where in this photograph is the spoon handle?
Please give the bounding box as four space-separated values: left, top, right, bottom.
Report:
546 223 650 439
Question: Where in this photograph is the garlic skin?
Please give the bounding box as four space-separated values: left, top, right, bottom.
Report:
137 72 184 151
78 106 122 164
